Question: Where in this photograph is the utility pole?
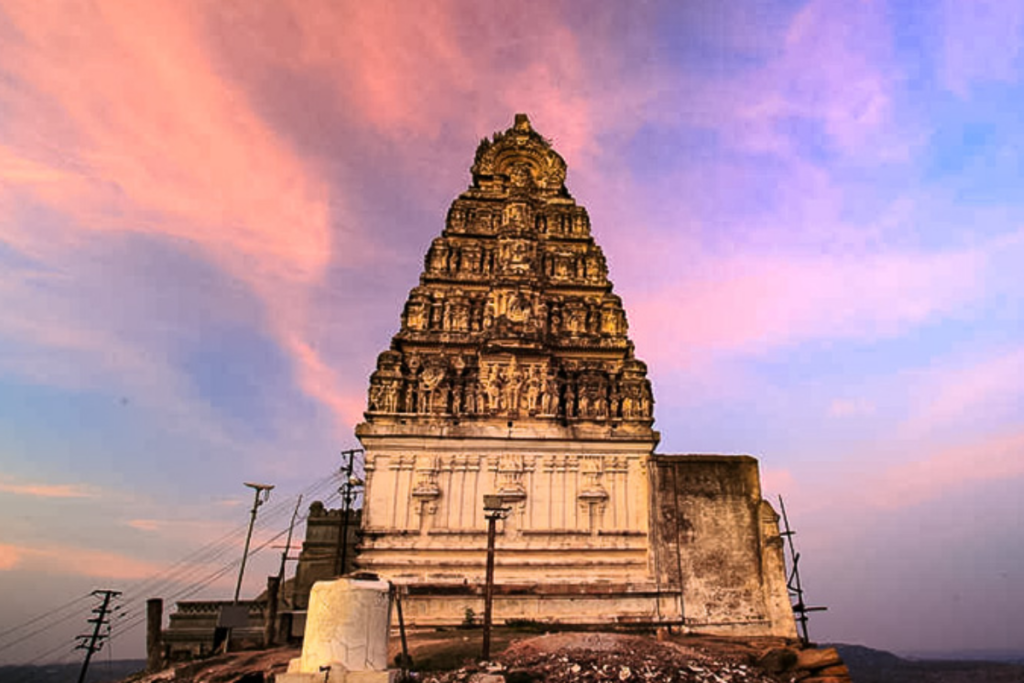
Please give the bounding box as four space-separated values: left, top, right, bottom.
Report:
334 449 364 576
481 494 510 661
76 589 120 683
278 494 304 598
778 496 827 644
235 482 274 603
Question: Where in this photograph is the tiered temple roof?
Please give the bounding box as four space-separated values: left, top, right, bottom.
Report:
364 114 654 438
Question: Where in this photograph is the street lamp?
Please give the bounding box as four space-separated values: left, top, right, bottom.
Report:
482 494 511 661
334 448 365 576
235 482 274 603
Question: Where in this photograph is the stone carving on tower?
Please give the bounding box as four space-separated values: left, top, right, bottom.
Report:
364 113 654 433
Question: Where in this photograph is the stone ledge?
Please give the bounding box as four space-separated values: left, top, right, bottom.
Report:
398 581 679 597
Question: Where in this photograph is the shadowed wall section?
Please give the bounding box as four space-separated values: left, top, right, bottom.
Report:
650 455 795 636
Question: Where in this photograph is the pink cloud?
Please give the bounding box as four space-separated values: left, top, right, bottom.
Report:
261 1 657 168
0 1 367 432
0 145 69 184
0 476 97 499
903 345 1024 438
281 331 367 432
0 544 23 571
868 429 1024 510
2 0 645 440
282 0 480 139
0 3 333 275
629 245 984 369
122 516 247 553
0 543 167 580
777 0 894 154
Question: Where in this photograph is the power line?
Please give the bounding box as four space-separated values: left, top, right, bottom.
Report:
1 472 343 666
119 471 340 605
0 593 92 642
0 602 94 657
112 487 340 629
106 488 343 645
26 638 80 667
116 472 342 611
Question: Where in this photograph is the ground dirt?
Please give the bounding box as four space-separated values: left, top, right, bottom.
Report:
123 630 805 683
413 631 796 683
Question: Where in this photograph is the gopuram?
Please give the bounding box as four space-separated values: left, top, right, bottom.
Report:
355 114 796 637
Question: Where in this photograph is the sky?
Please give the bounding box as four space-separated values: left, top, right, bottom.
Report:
1 0 1023 665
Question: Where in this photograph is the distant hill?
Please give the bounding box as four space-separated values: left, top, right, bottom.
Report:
0 659 146 683
901 648 1024 664
831 644 1024 683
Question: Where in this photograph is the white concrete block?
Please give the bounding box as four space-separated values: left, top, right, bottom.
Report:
294 577 392 674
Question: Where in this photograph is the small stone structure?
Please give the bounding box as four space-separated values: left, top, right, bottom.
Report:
354 114 796 637
279 577 397 683
163 600 265 660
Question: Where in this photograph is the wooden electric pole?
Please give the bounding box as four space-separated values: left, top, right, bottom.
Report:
76 589 121 683
334 449 364 576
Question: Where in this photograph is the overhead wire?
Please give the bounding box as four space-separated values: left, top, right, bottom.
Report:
0 602 93 657
24 637 80 667
105 484 344 646
119 470 341 606
27 600 123 667
107 494 337 645
3 470 345 666
0 592 92 641
114 472 343 621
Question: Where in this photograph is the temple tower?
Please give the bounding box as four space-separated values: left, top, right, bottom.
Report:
355 115 795 636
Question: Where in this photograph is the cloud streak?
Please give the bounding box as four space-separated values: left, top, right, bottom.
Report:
629 244 985 369
0 542 167 580
868 429 1024 510
904 345 1024 438
0 476 97 499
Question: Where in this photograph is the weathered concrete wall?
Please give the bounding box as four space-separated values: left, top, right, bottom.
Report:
293 503 361 610
649 454 796 638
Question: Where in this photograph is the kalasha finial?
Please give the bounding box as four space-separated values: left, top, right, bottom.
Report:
513 113 532 132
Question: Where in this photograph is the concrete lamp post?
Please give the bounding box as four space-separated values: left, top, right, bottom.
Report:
218 482 273 655
482 494 511 661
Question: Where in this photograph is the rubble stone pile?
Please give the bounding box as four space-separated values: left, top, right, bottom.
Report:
419 633 793 683
756 645 852 682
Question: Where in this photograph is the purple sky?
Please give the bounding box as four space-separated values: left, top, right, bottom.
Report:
1 0 1023 663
